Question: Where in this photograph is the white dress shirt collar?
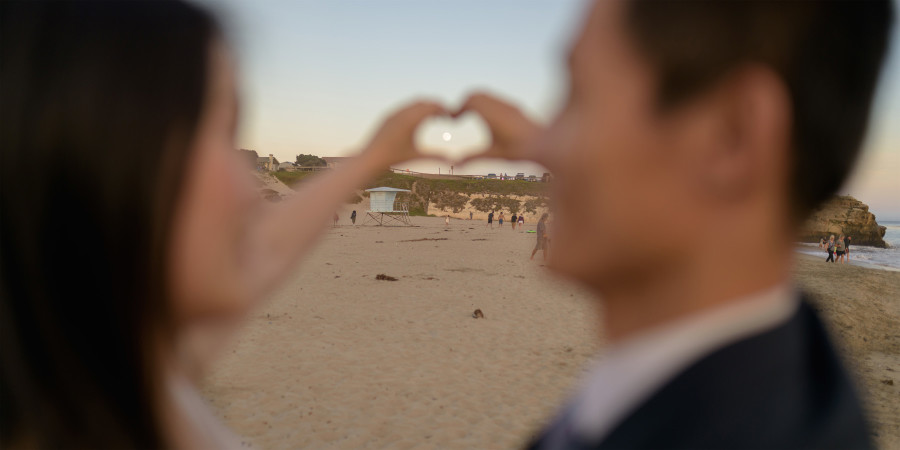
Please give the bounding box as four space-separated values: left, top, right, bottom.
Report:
563 282 799 445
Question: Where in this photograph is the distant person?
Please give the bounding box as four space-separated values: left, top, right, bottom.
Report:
826 235 836 262
818 237 825 249
470 211 473 220
845 235 852 260
445 215 450 227
350 210 357 225
544 217 552 254
518 214 525 228
333 212 339 227
511 213 518 230
454 0 889 446
0 2 447 446
836 234 846 264
487 211 494 229
498 212 505 227
530 213 549 261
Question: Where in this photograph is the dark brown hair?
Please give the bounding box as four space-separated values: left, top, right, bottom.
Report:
625 0 894 222
1 2 219 447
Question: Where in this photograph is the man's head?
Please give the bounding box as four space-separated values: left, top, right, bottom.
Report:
542 0 892 289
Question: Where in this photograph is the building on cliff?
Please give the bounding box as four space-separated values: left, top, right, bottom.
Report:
256 154 279 172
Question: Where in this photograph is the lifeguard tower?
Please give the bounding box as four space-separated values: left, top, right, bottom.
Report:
362 187 412 226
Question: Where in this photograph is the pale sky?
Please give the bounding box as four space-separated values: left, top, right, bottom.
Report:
200 0 900 220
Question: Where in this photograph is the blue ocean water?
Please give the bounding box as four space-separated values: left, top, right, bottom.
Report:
796 220 900 271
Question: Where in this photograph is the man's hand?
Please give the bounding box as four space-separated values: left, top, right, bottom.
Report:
363 100 449 167
453 92 543 164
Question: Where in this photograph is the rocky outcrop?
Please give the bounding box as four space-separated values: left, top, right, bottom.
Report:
800 196 887 248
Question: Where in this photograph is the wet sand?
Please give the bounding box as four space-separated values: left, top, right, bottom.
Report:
202 214 899 448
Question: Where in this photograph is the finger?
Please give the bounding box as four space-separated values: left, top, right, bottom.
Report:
453 92 493 118
383 101 446 130
402 101 449 121
453 92 515 120
397 103 449 135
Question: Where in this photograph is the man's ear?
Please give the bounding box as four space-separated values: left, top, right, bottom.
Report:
692 65 792 202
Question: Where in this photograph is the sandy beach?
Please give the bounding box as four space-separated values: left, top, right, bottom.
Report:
793 254 900 449
202 214 900 449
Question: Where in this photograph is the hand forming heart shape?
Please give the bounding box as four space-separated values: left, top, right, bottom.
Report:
414 114 492 162
413 92 544 167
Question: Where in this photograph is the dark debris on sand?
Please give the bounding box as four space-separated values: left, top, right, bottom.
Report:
399 237 448 243
375 274 398 281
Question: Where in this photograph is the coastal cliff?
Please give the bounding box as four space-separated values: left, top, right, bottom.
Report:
800 196 887 248
273 170 552 220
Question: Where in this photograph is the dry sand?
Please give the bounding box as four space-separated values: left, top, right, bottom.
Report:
202 214 899 449
793 254 900 449
202 214 599 449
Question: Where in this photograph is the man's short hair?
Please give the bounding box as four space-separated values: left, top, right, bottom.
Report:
625 0 894 223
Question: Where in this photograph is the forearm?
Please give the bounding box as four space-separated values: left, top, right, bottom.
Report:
242 153 388 299
234 100 444 302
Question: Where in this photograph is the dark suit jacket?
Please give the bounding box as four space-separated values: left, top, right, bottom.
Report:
528 298 873 449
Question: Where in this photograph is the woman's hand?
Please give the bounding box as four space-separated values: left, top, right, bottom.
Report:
453 92 543 164
363 100 448 167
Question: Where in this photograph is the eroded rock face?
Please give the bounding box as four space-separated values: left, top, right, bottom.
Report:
800 196 888 248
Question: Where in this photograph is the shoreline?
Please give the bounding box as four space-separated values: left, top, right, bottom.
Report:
795 244 899 273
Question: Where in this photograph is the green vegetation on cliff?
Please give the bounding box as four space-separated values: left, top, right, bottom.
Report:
362 172 549 216
363 172 549 197
274 171 550 216
272 171 317 186
295 154 327 167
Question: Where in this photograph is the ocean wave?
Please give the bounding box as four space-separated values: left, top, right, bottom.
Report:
795 243 900 271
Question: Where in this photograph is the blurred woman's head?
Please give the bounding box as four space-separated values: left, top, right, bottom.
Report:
1 1 227 446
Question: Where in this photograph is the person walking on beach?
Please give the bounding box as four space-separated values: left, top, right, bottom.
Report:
845 236 851 260
487 211 494 229
333 212 339 227
836 234 846 264
454 0 888 446
470 211 473 220
445 215 450 227
350 210 357 225
826 235 836 262
498 212 505 227
511 213 518 230
530 213 549 261
518 214 525 229
540 216 552 255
